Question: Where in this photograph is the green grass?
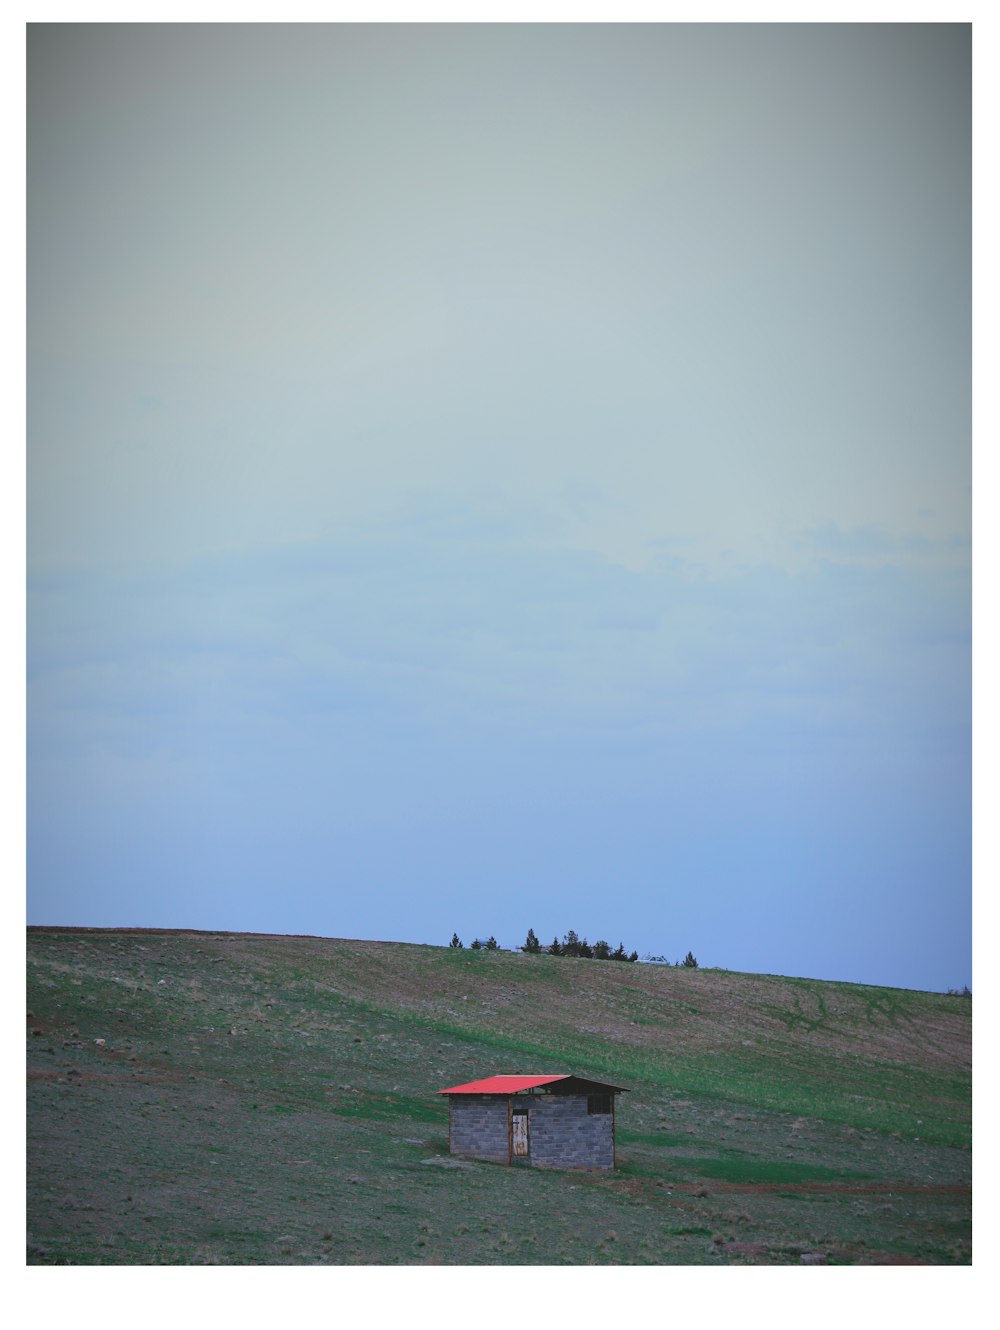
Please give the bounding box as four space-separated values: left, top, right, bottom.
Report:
26 927 971 1265
682 1158 872 1185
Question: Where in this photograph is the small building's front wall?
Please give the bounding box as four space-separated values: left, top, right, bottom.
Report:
447 1093 615 1170
449 1094 510 1163
527 1094 614 1170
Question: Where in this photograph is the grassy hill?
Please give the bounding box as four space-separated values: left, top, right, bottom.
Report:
26 927 971 1265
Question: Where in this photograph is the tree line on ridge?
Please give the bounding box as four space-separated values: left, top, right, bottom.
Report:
449 928 699 968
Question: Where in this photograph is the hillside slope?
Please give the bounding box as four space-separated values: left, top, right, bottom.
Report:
26 928 971 1265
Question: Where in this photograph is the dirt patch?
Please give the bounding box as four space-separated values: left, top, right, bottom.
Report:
722 1241 769 1257
27 1066 189 1086
837 1248 932 1265
611 1173 968 1200
703 1181 970 1197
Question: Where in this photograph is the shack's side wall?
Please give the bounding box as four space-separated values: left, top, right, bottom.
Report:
448 1095 509 1162
528 1094 614 1170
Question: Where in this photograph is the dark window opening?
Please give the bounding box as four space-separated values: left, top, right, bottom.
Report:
588 1093 612 1115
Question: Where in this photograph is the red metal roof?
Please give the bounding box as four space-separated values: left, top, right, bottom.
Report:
438 1075 570 1095
438 1074 629 1095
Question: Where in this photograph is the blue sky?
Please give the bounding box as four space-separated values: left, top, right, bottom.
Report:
26 22 971 991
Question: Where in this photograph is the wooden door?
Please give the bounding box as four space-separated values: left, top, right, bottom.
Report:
512 1109 529 1158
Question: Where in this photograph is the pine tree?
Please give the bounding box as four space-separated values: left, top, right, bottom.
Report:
683 951 698 968
471 938 482 950
485 936 498 950
593 940 611 960
449 933 464 949
548 937 562 956
523 928 541 954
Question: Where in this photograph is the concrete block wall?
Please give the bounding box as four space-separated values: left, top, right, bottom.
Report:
449 1095 510 1162
448 1093 616 1169
527 1095 614 1170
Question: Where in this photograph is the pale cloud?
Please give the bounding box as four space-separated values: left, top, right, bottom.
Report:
28 24 969 576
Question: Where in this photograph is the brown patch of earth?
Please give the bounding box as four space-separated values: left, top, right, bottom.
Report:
722 1242 769 1257
722 1242 932 1266
27 1067 188 1085
596 1174 967 1202
705 1181 969 1196
849 1252 931 1265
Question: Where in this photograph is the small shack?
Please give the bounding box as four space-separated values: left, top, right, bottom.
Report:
439 1073 628 1170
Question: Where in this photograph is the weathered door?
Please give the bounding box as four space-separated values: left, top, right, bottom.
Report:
512 1109 529 1158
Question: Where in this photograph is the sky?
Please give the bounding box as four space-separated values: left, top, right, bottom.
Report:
26 21 971 993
